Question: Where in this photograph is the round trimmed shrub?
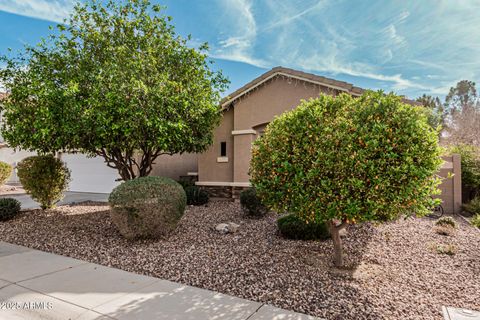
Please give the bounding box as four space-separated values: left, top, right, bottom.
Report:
435 216 456 228
0 161 12 186
184 186 209 206
277 213 330 240
17 155 71 210
0 198 21 221
250 91 442 266
109 176 187 239
240 188 268 218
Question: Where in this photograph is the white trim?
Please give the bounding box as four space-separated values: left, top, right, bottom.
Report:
187 172 198 176
221 71 360 107
195 181 252 187
231 129 257 135
231 182 251 187
216 157 229 163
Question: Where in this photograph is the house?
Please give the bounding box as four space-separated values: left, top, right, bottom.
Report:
195 66 462 214
196 66 370 196
0 67 462 214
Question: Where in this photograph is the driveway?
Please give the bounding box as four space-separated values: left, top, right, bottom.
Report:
0 191 109 210
0 241 319 320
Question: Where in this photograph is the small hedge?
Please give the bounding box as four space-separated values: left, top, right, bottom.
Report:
463 197 480 215
0 198 21 221
277 213 330 240
17 155 71 209
184 186 209 206
0 161 12 186
471 214 480 228
435 216 456 228
240 188 268 218
178 179 195 189
109 176 186 239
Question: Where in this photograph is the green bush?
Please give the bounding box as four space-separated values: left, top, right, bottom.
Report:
109 176 187 239
0 198 21 221
184 185 209 205
435 216 456 228
277 213 330 240
0 162 12 186
435 243 456 255
240 188 268 218
463 197 480 215
178 179 195 189
448 145 480 191
471 214 480 228
250 91 442 266
17 155 71 209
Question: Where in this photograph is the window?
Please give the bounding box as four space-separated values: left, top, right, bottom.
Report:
220 142 227 157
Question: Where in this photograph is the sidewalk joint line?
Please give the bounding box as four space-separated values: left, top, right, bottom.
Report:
245 303 265 320
14 261 90 284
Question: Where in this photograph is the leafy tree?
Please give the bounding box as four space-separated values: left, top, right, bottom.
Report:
416 94 444 129
250 91 442 266
445 80 479 114
0 0 228 181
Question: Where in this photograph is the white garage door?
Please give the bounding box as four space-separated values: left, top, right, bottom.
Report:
62 154 121 194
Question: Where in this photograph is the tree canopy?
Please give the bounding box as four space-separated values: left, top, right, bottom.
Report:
250 91 442 266
0 0 228 180
445 80 479 114
416 94 444 129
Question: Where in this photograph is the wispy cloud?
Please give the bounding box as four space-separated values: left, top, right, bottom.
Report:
262 1 328 31
0 0 75 23
2 0 479 98
213 0 269 68
209 0 480 97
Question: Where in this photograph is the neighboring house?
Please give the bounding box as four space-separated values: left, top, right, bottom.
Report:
195 66 461 213
0 92 197 193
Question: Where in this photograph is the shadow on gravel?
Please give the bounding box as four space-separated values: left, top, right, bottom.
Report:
0 204 388 320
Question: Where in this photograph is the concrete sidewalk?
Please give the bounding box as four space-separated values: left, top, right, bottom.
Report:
0 241 320 320
0 192 109 210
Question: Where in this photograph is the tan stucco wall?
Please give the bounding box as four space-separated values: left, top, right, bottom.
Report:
436 154 462 214
149 153 198 180
197 108 234 183
233 76 336 131
198 76 337 184
233 133 255 183
230 76 338 183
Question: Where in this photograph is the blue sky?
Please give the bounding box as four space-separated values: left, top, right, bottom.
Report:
1 0 479 99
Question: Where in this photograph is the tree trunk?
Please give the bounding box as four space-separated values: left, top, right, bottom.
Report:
328 220 348 267
97 148 163 181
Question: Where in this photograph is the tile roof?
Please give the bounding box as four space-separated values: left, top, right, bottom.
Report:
221 66 419 107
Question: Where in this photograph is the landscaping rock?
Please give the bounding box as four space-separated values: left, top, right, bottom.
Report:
215 223 229 234
215 222 240 234
0 201 479 320
227 222 240 233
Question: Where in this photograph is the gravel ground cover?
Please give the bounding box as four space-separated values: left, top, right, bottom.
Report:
0 200 479 320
